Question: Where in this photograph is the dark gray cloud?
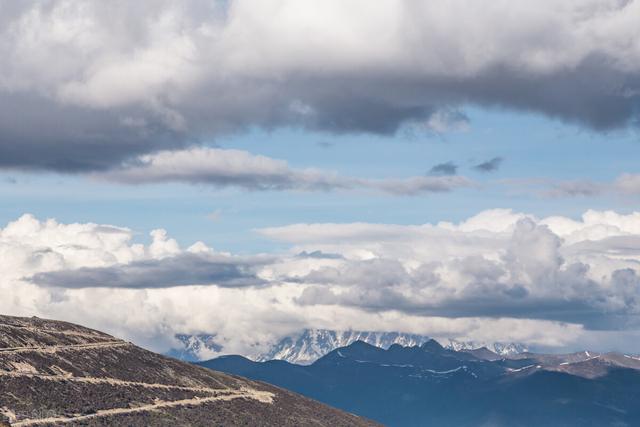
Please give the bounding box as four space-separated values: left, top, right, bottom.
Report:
0 2 639 172
473 157 503 173
429 161 458 176
0 94 187 172
28 253 270 289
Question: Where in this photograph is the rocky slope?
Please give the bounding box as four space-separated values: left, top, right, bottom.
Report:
0 315 378 427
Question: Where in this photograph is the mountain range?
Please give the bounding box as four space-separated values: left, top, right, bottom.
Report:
199 339 640 427
169 328 529 363
0 314 377 426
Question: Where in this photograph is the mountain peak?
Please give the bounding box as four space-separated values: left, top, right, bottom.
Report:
445 338 528 356
350 339 377 349
255 329 432 365
421 338 445 352
319 340 383 363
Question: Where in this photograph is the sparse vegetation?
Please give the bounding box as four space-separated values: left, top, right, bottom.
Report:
0 315 378 426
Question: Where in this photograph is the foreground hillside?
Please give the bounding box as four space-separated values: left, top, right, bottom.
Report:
201 340 640 427
0 315 378 427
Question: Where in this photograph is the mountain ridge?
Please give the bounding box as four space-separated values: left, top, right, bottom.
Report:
199 339 640 426
169 328 529 363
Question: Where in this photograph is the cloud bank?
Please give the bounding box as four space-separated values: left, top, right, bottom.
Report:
1 1 640 171
260 209 640 331
2 209 640 356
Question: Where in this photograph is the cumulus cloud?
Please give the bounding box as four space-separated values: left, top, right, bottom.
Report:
3 209 640 356
261 209 640 330
2 1 640 171
94 147 473 195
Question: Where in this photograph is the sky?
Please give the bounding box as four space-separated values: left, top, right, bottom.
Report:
2 0 640 358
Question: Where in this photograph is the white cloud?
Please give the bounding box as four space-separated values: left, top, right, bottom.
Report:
2 209 640 357
94 146 472 195
261 209 640 330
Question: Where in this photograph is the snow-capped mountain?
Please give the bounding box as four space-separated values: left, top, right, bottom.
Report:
444 339 528 356
255 329 432 364
165 333 222 362
200 340 640 427
168 329 529 363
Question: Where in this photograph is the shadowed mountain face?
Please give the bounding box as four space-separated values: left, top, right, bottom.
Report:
199 339 640 427
0 315 378 427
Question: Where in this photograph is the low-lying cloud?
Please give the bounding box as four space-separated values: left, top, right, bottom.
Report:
262 209 640 330
2 209 640 356
30 253 269 289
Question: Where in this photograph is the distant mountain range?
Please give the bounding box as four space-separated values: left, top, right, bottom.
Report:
165 333 222 361
199 339 640 427
169 328 528 363
0 315 378 426
256 329 433 364
444 338 528 356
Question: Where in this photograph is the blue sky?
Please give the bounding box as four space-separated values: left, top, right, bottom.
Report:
3 1 640 355
2 106 638 253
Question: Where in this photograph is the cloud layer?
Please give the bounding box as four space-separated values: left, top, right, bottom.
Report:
2 1 640 171
2 209 640 356
260 209 640 330
514 173 640 198
95 147 473 195
30 252 269 289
